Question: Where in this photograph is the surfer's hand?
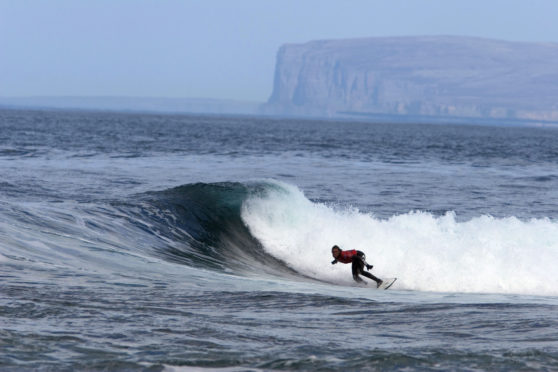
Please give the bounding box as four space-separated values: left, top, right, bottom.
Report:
366 264 373 270
331 260 337 265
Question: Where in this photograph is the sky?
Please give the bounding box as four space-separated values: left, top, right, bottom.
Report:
2 0 558 102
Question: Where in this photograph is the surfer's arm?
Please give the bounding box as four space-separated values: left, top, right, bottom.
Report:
356 250 373 270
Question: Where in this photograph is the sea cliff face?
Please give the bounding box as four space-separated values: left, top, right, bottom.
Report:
266 36 558 122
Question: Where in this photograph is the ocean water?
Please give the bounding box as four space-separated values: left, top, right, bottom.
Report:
1 109 558 371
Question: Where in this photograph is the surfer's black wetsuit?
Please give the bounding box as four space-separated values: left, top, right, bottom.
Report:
351 251 382 285
332 249 382 286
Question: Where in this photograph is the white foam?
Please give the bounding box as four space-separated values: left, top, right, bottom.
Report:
241 181 558 296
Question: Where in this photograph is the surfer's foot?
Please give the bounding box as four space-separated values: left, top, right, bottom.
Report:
376 280 383 288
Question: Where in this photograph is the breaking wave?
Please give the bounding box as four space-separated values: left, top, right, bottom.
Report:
240 181 558 295
2 180 558 296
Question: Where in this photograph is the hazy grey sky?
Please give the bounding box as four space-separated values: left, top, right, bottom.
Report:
2 0 557 102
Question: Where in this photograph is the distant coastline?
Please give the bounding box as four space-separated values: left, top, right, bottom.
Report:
0 96 263 116
2 96 558 128
3 100 558 129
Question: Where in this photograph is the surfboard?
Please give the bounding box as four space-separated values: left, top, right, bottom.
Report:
378 277 397 290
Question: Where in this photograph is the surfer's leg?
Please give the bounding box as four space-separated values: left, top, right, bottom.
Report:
351 259 364 283
355 258 382 287
360 270 382 285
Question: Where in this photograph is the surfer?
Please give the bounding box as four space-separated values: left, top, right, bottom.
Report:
331 245 383 287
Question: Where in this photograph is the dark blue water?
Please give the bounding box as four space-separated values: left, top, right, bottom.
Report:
1 109 558 371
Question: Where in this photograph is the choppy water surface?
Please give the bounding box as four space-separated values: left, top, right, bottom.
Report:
1 109 558 371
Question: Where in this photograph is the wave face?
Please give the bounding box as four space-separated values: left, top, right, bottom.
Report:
236 181 558 295
137 182 301 278
132 180 558 296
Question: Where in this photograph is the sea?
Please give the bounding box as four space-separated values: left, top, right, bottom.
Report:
1 109 558 371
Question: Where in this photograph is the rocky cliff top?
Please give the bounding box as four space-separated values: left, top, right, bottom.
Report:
267 36 558 122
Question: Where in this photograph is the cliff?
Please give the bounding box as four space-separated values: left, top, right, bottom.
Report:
266 36 558 122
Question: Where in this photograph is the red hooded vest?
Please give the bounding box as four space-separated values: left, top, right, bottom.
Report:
336 249 357 264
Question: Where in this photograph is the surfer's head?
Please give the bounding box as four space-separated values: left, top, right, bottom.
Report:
331 245 341 258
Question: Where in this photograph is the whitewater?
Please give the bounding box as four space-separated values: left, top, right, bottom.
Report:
1 109 558 371
242 181 558 295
